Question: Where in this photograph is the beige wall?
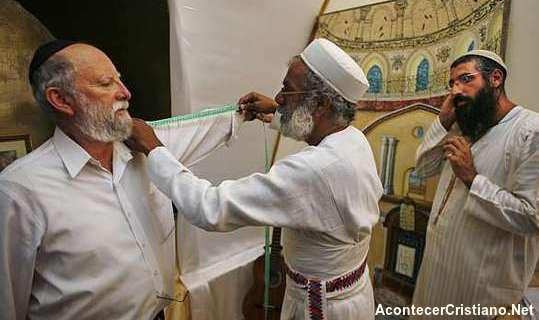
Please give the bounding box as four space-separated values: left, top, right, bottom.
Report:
504 0 539 112
0 0 54 147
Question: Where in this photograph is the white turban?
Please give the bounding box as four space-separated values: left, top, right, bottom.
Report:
300 38 369 103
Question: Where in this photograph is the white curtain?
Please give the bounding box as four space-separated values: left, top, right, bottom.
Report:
167 0 322 319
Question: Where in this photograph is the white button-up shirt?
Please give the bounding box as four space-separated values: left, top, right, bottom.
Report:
412 106 539 319
146 126 383 319
0 111 239 320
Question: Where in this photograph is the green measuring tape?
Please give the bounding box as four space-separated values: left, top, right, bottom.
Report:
262 124 272 319
149 104 274 315
148 104 239 127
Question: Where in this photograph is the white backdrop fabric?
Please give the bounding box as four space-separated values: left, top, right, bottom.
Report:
167 1 323 319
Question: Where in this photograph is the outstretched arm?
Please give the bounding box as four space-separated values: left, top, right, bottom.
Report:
150 107 243 167
144 146 336 232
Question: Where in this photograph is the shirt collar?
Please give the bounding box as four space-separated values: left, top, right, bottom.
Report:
498 105 522 125
52 127 134 179
319 125 354 146
112 140 134 182
53 127 92 178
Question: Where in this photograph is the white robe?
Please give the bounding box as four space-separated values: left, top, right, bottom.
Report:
412 106 539 319
146 126 383 319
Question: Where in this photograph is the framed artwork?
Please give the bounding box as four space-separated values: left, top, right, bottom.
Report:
0 135 31 172
395 244 416 278
387 230 425 285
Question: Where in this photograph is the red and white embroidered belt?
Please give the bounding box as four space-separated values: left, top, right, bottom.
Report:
284 258 367 320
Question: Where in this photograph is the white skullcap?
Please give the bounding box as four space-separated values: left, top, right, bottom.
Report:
454 49 508 74
300 38 369 103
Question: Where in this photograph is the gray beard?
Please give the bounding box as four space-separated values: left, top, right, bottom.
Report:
72 94 133 143
280 103 315 141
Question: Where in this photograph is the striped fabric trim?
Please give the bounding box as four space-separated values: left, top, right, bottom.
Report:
307 281 326 320
285 259 367 320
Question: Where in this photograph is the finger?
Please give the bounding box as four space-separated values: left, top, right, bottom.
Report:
443 140 457 150
132 118 147 126
444 137 466 152
444 137 457 146
242 110 256 121
237 104 246 114
245 101 269 113
262 114 273 123
443 144 459 159
446 139 464 152
238 92 257 105
442 93 456 108
450 137 470 153
255 113 273 123
238 103 254 115
455 136 471 149
243 102 257 112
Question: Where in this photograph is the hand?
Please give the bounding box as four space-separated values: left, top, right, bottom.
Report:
443 136 477 188
125 118 163 155
238 91 278 122
254 113 274 123
439 93 457 130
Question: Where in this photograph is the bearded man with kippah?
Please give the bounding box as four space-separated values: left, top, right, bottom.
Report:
411 50 539 320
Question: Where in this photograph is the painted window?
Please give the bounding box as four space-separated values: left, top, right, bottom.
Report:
468 40 475 51
415 58 429 92
367 65 383 94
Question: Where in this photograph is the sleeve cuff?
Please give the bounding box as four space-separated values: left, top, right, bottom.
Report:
469 174 487 197
432 116 449 136
226 112 243 147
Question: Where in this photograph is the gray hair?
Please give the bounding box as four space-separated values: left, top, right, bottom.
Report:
291 56 357 126
30 55 76 115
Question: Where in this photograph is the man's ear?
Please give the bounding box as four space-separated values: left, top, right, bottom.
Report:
45 87 75 116
489 69 504 89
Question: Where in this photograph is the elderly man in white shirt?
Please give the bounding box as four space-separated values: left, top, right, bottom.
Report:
127 38 383 320
412 50 539 319
0 40 242 320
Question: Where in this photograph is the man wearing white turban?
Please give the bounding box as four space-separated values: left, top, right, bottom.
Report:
127 38 383 320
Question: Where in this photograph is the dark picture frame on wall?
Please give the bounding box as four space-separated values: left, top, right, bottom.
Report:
0 134 32 172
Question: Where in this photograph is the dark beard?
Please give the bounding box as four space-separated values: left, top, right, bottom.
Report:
454 85 497 142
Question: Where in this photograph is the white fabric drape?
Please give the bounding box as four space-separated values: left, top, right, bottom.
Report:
167 1 323 319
